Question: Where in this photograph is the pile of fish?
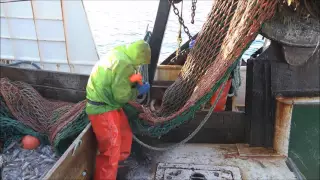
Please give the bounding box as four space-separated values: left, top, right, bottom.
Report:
0 142 58 180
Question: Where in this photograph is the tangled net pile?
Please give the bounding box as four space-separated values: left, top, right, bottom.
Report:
0 78 89 155
124 0 278 137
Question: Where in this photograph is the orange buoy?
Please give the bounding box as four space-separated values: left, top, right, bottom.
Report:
210 79 232 112
21 135 40 150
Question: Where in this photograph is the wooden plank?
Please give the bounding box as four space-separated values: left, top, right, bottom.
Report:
0 66 176 91
184 111 245 128
263 62 276 148
135 126 245 147
0 66 174 102
246 60 268 147
44 124 97 180
0 66 88 90
236 144 280 157
159 127 246 144
152 80 174 88
245 42 281 148
246 61 275 147
32 85 86 103
136 111 246 144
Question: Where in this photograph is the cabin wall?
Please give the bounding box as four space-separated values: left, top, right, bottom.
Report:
0 0 98 75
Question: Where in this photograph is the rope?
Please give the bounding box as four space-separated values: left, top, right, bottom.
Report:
137 63 150 104
136 30 152 104
1 61 41 69
308 37 320 62
133 76 228 151
175 1 183 59
228 60 241 97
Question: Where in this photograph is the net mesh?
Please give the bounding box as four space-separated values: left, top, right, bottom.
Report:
1 0 279 145
0 96 48 147
124 0 278 137
0 78 89 155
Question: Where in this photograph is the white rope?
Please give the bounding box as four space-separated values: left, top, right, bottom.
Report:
133 78 228 151
134 26 229 151
228 59 241 97
136 29 152 104
136 64 150 104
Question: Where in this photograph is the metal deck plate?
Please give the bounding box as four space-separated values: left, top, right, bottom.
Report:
155 163 242 180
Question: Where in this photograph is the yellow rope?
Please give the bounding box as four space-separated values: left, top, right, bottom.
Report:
176 1 183 59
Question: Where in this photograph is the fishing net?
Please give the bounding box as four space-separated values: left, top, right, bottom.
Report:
0 96 48 148
0 78 89 155
124 0 278 137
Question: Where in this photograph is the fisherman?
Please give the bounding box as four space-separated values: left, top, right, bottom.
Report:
86 40 151 180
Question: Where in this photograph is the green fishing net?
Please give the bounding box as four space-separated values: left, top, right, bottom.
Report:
0 80 89 155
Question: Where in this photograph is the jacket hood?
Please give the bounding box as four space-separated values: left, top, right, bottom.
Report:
114 40 151 66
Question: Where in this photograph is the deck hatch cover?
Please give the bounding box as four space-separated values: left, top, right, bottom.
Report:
155 163 242 180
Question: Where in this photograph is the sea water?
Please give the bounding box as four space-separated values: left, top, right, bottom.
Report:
83 1 264 64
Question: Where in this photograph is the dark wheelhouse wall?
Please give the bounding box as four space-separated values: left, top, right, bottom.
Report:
245 41 320 148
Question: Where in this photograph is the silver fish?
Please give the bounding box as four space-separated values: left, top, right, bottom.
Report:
22 162 30 170
23 175 33 179
11 149 20 159
30 175 39 180
0 154 5 168
42 159 56 163
34 167 39 177
40 154 48 159
2 143 58 180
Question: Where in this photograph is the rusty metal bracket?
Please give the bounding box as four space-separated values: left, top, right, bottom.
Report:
276 97 320 105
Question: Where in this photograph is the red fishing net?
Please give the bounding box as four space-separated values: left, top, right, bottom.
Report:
128 0 278 125
0 78 86 145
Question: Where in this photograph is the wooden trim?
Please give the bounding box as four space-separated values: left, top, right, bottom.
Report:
44 124 97 180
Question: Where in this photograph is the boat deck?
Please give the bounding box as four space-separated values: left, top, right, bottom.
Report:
118 143 296 180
